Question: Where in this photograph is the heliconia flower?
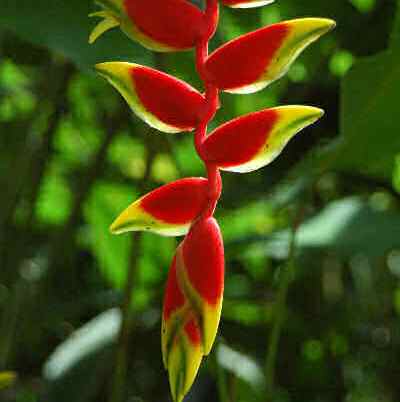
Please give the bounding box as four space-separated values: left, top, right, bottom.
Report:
110 178 209 236
201 106 324 173
162 259 203 402
204 18 336 94
162 217 224 401
221 0 274 8
95 62 206 133
89 0 205 52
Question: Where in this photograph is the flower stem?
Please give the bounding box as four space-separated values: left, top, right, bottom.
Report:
265 208 305 394
194 0 221 222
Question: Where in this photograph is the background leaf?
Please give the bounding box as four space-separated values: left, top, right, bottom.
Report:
0 0 152 70
329 1 400 180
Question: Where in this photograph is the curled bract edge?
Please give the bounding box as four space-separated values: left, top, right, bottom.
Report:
90 0 205 51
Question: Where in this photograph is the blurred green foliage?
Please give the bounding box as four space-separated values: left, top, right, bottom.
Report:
1 0 400 402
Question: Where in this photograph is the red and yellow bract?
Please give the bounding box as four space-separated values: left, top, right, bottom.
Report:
161 260 203 402
177 217 224 354
95 62 206 133
110 178 209 236
202 106 324 173
90 0 205 51
90 0 334 400
204 18 335 94
162 217 224 402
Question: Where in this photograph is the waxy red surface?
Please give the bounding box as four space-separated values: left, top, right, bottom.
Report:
204 22 289 91
124 0 205 49
184 319 202 345
131 66 206 130
182 218 224 305
140 178 209 224
163 257 185 320
202 109 279 168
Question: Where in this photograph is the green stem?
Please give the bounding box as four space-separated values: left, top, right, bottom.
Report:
109 231 142 402
0 283 21 369
265 208 304 394
213 345 230 402
108 132 156 402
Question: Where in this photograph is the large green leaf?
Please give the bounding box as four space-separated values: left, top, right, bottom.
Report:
246 197 400 259
331 0 400 180
0 0 152 70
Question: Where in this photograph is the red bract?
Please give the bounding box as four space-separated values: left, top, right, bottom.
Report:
124 0 204 50
179 217 224 353
163 257 185 322
204 18 335 93
91 0 334 400
110 178 209 236
202 106 324 173
162 217 224 401
96 62 206 133
90 0 205 51
161 258 203 402
181 218 224 307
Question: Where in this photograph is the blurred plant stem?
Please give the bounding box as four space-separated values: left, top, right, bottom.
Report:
265 206 305 396
0 60 74 278
109 231 142 402
212 344 230 402
24 63 75 228
30 106 128 358
45 108 125 285
0 283 21 369
109 131 157 402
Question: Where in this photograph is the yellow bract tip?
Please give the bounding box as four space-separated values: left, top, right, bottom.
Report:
287 17 336 37
88 12 119 44
95 61 134 77
109 201 143 235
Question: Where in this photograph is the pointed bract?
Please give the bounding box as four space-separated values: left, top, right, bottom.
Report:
90 0 205 51
110 178 209 236
89 11 120 44
165 319 203 402
162 258 203 402
162 218 225 401
204 18 336 94
177 218 224 354
202 106 324 173
96 62 206 133
221 0 274 8
162 257 188 368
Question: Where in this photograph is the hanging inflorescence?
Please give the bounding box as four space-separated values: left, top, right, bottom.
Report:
89 1 335 400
